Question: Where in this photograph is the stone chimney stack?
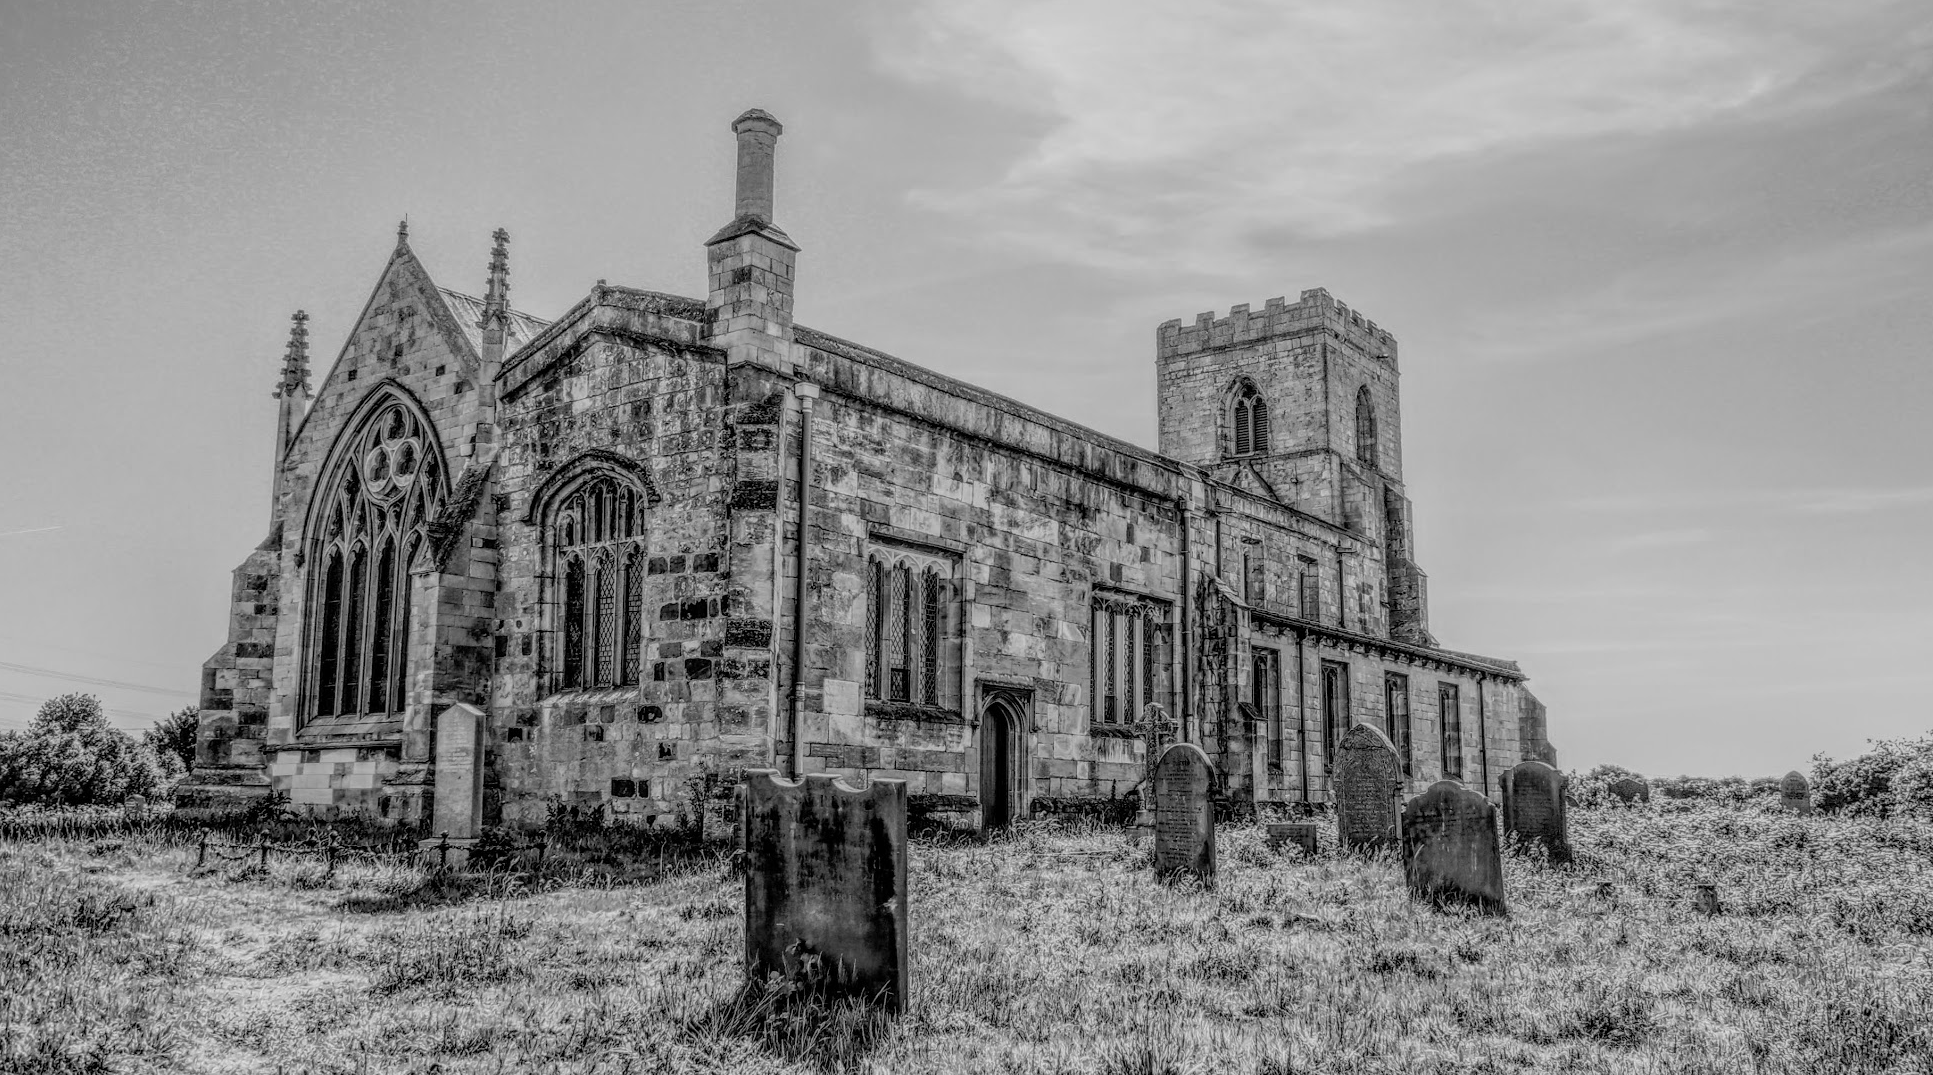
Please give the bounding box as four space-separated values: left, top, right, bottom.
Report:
706 108 798 372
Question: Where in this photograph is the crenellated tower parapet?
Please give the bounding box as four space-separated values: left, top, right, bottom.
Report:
1157 288 1398 369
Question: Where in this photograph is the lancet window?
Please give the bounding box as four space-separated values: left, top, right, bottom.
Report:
1355 385 1378 468
1229 380 1270 457
864 547 955 708
309 399 445 720
551 477 647 691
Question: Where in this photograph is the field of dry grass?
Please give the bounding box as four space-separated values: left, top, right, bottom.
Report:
4 801 1931 1075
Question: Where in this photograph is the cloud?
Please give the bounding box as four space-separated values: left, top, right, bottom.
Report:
1455 224 1933 363
1555 485 1933 516
869 0 1928 274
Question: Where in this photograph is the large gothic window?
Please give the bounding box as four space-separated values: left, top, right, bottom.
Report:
551 478 647 691
865 547 955 708
309 398 444 720
1229 380 1269 457
1355 385 1378 468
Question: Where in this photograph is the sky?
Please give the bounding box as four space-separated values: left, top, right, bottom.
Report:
1 0 1928 777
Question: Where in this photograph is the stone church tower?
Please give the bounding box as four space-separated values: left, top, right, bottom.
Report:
181 109 1553 826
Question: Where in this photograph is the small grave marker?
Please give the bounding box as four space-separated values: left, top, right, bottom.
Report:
1333 723 1404 852
1152 743 1215 886
1501 759 1570 864
741 770 908 1012
1266 822 1320 857
1608 776 1650 805
1780 770 1812 815
1402 779 1506 915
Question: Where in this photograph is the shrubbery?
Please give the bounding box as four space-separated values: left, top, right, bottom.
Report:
1812 731 1933 818
0 693 166 806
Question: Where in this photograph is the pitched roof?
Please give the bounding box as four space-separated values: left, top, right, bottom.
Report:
436 287 550 355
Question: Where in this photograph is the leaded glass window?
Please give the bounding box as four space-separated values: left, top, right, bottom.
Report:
550 474 648 691
864 548 954 708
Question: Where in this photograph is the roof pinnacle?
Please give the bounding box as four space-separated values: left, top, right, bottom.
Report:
273 310 311 400
481 227 510 327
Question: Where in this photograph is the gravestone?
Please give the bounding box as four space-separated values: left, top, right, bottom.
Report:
741 770 908 1012
1401 780 1507 915
1501 759 1570 864
1608 776 1650 805
422 703 486 867
1333 723 1404 852
1266 821 1320 857
1152 743 1215 886
1780 770 1813 815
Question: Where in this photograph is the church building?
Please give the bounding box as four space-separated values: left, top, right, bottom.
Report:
182 109 1554 828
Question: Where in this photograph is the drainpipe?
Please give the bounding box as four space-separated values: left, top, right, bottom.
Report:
789 382 819 778
1296 629 1310 804
1178 498 1193 745
1475 673 1490 799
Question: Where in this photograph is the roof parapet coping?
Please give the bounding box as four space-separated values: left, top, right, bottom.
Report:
1156 286 1398 365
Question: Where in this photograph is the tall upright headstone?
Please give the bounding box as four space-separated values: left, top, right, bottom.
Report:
740 770 908 1012
1608 776 1650 805
1402 779 1507 915
1501 759 1570 864
1780 771 1813 815
432 703 485 837
1152 743 1215 886
1334 723 1404 852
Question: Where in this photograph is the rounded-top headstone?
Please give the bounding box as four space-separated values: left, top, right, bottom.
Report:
1334 723 1405 851
1502 759 1570 864
1402 779 1507 916
1152 743 1215 886
1780 770 1813 815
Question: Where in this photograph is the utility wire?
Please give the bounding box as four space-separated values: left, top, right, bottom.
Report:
0 660 193 698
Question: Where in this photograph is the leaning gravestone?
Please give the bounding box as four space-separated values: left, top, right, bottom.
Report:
1501 759 1570 864
1402 779 1507 915
1152 743 1215 886
1334 723 1404 852
1781 771 1813 815
741 770 908 1012
1608 776 1650 805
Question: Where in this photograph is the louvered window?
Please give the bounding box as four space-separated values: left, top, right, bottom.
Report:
1230 381 1269 457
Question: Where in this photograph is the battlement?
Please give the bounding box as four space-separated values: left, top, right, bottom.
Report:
1157 287 1398 365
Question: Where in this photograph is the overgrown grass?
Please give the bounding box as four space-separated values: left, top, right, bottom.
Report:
2 801 1930 1073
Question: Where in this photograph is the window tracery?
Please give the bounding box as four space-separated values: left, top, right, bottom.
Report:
864 548 954 707
551 478 647 691
309 399 444 720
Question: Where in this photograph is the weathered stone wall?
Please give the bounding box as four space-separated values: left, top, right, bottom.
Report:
489 287 756 828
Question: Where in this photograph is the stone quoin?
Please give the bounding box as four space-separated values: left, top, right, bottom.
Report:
180 108 1556 829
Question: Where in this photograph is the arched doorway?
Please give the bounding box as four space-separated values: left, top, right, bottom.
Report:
980 693 1025 832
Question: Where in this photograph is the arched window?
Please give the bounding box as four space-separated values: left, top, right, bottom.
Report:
550 476 648 691
1355 385 1377 467
307 397 446 720
865 550 952 707
1229 381 1269 457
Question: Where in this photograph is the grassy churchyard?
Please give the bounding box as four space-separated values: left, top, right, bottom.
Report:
3 802 1931 1075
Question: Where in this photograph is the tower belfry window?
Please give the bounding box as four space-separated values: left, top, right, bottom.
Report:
1355 385 1378 468
1230 381 1269 457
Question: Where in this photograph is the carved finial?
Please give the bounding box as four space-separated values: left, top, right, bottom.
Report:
481 228 510 327
396 217 410 245
273 310 312 399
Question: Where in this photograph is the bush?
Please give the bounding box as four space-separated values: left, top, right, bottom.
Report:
1813 732 1933 817
142 707 199 782
0 693 166 807
1567 764 1645 808
1894 755 1933 818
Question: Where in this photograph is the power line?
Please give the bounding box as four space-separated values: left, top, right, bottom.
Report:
0 660 193 698
0 689 169 725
